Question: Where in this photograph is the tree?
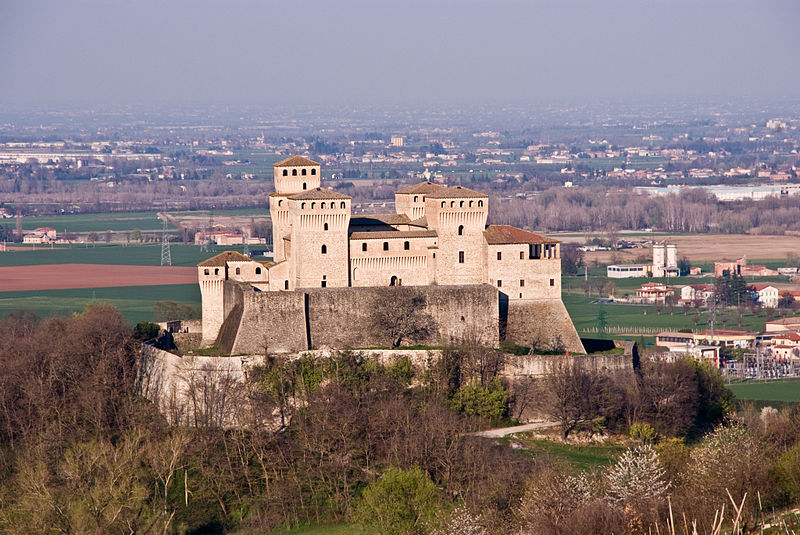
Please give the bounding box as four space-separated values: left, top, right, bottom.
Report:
448 378 507 421
605 444 669 506
369 289 435 348
779 291 795 309
560 244 584 276
677 256 691 276
87 231 99 246
354 467 441 535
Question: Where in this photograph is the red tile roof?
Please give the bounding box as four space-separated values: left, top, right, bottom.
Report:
395 182 447 195
483 225 559 245
288 187 351 201
198 250 253 267
273 155 320 167
427 185 488 199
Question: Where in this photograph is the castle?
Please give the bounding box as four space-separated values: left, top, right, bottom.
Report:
197 156 583 354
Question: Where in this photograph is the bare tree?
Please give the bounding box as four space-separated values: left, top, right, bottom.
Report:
369 288 435 348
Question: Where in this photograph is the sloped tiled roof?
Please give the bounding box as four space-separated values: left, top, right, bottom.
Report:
483 225 559 245
350 214 411 226
409 215 428 228
427 185 488 199
288 187 351 201
198 250 253 267
350 230 438 240
273 155 320 167
395 182 447 195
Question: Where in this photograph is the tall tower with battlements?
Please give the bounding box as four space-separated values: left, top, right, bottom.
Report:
270 156 321 262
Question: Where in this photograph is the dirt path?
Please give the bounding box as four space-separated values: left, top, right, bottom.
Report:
468 421 558 438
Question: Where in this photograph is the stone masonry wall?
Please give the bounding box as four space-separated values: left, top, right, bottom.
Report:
503 299 585 354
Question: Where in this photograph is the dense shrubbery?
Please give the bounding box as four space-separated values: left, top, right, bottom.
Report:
2 307 800 534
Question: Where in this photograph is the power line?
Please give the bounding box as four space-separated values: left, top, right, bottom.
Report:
160 217 172 266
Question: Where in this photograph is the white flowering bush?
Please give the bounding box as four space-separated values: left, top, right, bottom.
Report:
605 444 670 505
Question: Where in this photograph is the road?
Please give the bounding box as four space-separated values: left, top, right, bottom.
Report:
469 421 558 438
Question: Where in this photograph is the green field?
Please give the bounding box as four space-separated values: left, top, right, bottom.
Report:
727 379 800 403
0 243 249 267
17 211 166 233
0 284 201 325
563 293 768 339
506 434 625 471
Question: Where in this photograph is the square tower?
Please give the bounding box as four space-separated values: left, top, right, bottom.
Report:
271 155 322 261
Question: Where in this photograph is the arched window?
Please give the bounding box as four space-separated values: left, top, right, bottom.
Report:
478 200 483 207
302 182 307 190
282 169 288 176
311 168 316 175
469 200 473 207
214 268 219 275
340 201 345 208
383 242 389 251
324 222 329 231
390 276 398 286
362 242 367 251
292 169 297 176
255 267 261 274
458 225 464 236
204 268 209 275
311 202 316 209
284 280 289 290
414 196 418 202
460 201 464 207
353 267 358 280
321 244 327 254
441 202 445 208
278 199 283 207
404 241 410 250
302 168 307 175
235 267 241 275
450 201 455 207
321 202 326 209
301 202 306 209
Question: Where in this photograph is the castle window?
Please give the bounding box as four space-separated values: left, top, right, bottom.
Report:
282 169 288 176
520 279 524 287
469 200 473 207
441 202 445 208
302 168 307 176
458 225 464 236
214 268 219 275
340 202 345 208
303 182 307 190
321 244 327 254
255 267 261 274
204 269 209 275
390 275 398 286
362 242 367 252
383 242 389 251
404 241 410 250
520 251 524 260
497 251 502 260
321 280 327 288
311 168 316 175
458 251 464 263
353 268 358 280
324 222 329 231
284 280 289 290
450 201 455 207
278 199 283 207
311 202 315 209
292 169 298 176
460 201 464 207
550 278 555 286
414 196 418 202
520 293 523 299
301 202 306 209
235 267 240 275
497 280 502 287
321 202 326 209
478 200 483 207
530 244 542 259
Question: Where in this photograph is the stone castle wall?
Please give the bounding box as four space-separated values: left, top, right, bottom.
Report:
220 282 500 354
503 298 585 354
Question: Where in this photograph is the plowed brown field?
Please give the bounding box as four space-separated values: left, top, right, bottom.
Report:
0 264 197 292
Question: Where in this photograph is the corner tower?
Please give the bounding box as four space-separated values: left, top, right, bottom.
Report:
270 155 321 262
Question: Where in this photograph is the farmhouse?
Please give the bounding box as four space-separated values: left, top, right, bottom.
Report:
197 155 583 354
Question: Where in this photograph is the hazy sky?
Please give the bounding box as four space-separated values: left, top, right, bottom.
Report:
1 0 798 107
